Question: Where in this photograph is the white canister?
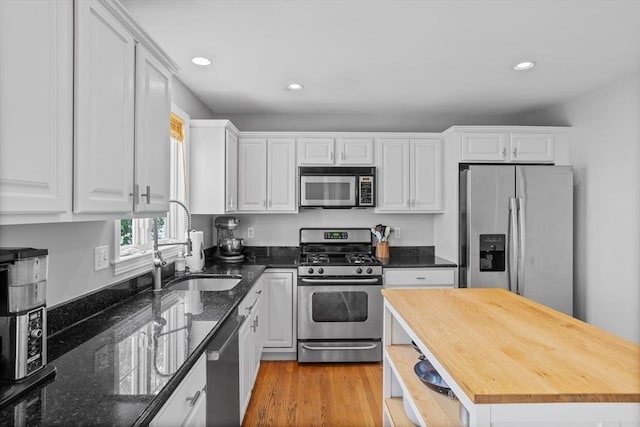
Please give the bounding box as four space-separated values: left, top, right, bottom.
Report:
186 231 205 272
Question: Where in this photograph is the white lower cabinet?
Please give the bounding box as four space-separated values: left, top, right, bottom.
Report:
151 353 207 427
262 269 296 355
384 268 455 289
238 278 265 422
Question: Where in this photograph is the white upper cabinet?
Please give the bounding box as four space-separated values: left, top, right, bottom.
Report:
73 0 136 213
0 0 73 224
133 43 172 213
459 128 555 163
267 139 297 211
298 137 335 164
74 0 176 215
238 138 268 211
238 137 296 212
190 120 239 214
298 136 374 165
377 138 442 212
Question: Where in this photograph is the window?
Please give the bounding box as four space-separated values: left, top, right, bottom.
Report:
114 105 190 275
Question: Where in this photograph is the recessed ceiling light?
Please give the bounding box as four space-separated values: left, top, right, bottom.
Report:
287 83 304 91
513 61 536 71
192 57 212 66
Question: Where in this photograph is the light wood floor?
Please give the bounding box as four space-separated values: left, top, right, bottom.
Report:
242 361 383 427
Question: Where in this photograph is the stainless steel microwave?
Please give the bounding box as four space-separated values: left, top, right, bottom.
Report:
299 166 375 208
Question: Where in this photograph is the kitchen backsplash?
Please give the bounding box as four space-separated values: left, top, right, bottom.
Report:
215 210 435 247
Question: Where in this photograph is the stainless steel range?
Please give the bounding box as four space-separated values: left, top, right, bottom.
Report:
297 228 383 363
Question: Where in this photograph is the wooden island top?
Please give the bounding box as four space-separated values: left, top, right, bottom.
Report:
382 288 640 405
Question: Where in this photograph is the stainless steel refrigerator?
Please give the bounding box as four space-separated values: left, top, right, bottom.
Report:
459 165 573 315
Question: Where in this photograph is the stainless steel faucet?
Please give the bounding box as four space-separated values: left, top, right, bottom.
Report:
152 199 193 291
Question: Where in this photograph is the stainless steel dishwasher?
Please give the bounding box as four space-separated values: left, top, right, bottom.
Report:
206 312 243 427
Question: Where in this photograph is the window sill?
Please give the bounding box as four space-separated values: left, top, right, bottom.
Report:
114 245 181 276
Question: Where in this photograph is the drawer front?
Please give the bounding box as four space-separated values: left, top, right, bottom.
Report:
152 353 207 427
384 269 454 287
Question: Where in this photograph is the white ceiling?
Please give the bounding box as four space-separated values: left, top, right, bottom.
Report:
122 0 640 119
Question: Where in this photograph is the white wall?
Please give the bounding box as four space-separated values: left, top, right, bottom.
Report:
171 77 215 119
212 112 525 132
221 211 435 247
525 71 640 343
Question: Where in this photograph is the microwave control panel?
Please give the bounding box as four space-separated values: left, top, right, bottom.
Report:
358 176 374 206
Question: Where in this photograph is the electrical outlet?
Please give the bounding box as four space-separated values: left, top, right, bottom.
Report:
393 227 402 239
247 227 254 239
94 245 109 271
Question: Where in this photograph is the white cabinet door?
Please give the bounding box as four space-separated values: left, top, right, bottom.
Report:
238 315 253 422
263 271 295 348
337 138 374 165
267 138 296 212
460 132 508 162
151 353 207 427
0 0 73 220
411 139 442 211
238 138 268 211
298 137 335 164
74 0 135 213
510 133 554 162
226 128 239 212
133 43 171 213
377 139 410 211
190 120 239 214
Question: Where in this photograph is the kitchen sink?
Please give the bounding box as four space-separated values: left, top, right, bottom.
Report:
166 274 242 292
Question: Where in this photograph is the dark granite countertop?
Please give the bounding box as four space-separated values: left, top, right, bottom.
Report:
0 263 266 426
0 245 453 426
378 246 457 268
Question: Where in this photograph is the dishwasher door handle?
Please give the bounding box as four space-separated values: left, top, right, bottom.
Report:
207 315 245 361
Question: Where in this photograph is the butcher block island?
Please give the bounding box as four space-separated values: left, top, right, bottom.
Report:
381 288 640 427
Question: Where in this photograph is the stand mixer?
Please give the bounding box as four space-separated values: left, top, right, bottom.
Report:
214 216 244 262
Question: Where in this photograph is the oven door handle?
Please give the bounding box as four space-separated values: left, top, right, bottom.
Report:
299 278 380 285
301 343 378 351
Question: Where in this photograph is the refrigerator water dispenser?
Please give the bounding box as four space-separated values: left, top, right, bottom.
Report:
479 234 505 271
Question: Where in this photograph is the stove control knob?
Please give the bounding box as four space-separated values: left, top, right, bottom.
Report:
356 267 363 274
318 268 324 274
30 329 43 339
307 268 314 275
366 268 373 274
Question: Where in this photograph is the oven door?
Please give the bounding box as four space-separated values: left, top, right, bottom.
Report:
297 277 382 340
299 175 356 207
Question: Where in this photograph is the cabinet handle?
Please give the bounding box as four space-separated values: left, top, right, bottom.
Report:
330 151 334 161
512 147 518 157
501 147 506 157
263 200 266 208
255 314 259 328
416 277 426 280
186 390 201 407
141 186 151 204
129 184 140 204
341 151 345 161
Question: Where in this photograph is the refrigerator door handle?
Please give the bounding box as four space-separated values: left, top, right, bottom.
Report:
517 197 526 296
508 197 519 293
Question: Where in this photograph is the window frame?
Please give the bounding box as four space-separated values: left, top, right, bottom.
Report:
113 104 191 276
